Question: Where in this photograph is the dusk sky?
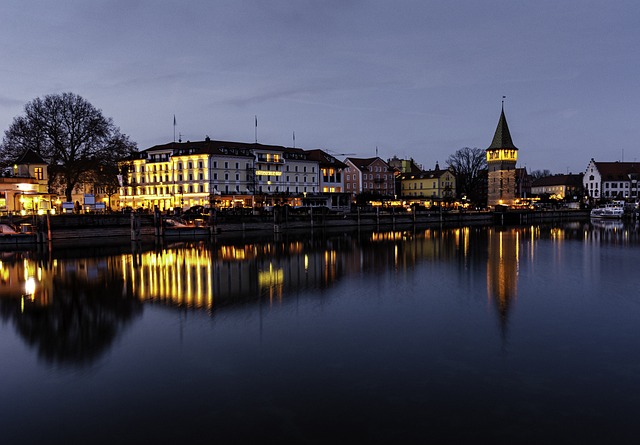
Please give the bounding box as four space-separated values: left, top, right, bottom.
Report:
1 0 638 174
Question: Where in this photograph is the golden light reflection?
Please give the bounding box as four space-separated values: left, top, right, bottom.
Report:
487 228 519 331
125 247 217 309
258 263 284 288
24 277 36 296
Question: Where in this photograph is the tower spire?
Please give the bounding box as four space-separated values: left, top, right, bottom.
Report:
488 104 517 150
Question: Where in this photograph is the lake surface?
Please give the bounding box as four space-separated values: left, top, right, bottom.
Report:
2 220 640 444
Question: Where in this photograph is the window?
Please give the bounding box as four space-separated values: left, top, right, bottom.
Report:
213 161 217 168
188 162 193 169
236 162 239 169
198 161 203 168
34 167 43 180
224 162 229 169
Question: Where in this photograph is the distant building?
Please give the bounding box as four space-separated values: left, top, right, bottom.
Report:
0 149 53 214
387 156 422 174
304 149 349 210
387 156 423 197
584 159 640 201
531 174 584 200
399 163 456 201
486 106 519 208
515 167 531 199
343 157 394 197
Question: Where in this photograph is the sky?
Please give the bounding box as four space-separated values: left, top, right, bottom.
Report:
1 0 639 174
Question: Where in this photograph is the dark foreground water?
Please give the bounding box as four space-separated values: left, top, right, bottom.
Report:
1 220 640 444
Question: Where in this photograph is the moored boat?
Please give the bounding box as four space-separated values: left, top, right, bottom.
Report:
590 202 625 219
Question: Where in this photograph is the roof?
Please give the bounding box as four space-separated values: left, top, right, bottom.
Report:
487 107 518 150
345 157 389 171
399 168 451 181
531 174 583 188
305 149 347 168
14 149 46 165
591 161 640 180
144 139 289 158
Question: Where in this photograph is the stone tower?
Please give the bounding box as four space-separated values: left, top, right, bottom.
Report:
486 105 518 208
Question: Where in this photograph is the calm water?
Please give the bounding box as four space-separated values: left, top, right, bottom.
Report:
2 221 640 444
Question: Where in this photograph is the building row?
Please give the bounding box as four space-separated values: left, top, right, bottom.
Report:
2 106 639 215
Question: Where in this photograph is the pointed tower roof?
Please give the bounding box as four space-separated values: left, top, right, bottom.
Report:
487 106 518 150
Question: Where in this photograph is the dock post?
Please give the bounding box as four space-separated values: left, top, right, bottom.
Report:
131 213 140 242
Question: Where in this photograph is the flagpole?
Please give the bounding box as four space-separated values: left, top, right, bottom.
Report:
254 115 258 143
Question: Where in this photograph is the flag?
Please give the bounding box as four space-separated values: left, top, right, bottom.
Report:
173 115 176 126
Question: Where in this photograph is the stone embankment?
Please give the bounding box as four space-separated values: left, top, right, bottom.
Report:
0 209 591 247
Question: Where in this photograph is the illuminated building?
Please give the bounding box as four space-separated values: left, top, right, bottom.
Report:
531 174 584 201
118 138 350 211
304 149 349 210
0 149 54 215
399 162 456 202
486 105 519 208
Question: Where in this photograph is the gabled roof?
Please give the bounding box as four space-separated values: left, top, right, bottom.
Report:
487 107 518 150
345 157 389 171
592 161 640 180
14 149 46 165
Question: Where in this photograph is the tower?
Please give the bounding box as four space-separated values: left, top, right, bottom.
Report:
486 104 518 208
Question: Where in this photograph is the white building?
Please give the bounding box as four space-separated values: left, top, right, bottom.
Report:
119 138 338 211
583 159 640 201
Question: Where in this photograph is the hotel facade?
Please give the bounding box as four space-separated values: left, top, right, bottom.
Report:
118 138 348 211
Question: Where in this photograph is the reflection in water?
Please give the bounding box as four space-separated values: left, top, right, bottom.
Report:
0 254 143 367
487 228 519 338
2 221 639 368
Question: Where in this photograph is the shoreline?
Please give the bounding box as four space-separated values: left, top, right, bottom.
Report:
0 209 594 249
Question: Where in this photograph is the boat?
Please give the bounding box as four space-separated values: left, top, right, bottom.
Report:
590 202 625 219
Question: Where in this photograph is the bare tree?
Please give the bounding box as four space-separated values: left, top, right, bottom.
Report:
529 169 552 181
0 92 137 201
446 147 487 204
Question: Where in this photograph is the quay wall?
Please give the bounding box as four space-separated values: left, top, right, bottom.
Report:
0 210 591 246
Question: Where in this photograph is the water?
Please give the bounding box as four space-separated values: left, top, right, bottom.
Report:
1 221 640 444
